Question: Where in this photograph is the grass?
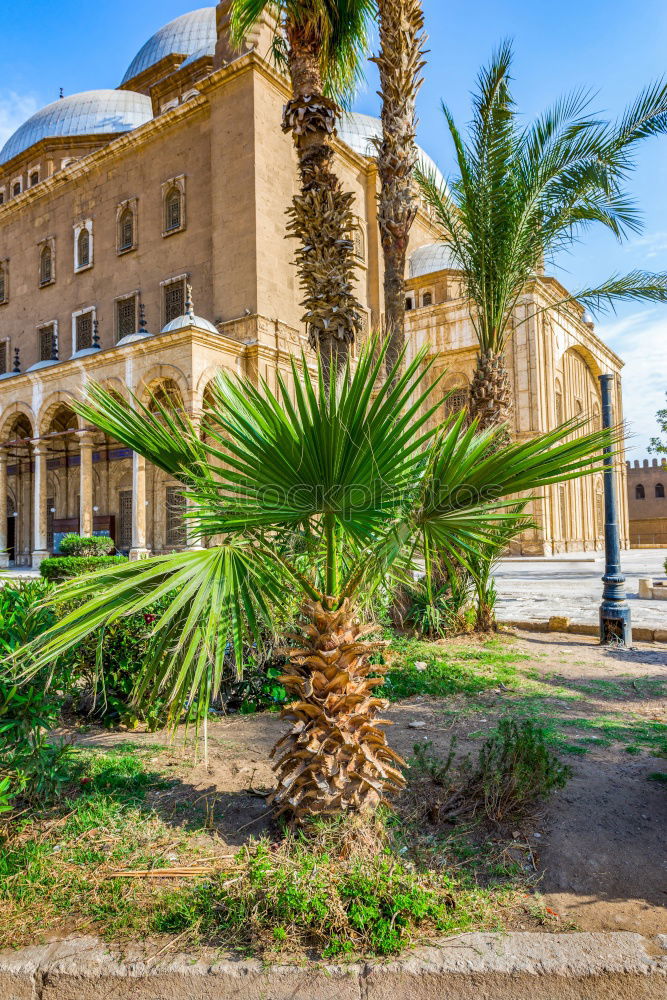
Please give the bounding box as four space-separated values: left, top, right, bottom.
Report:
382 634 667 759
0 742 548 957
3 630 663 955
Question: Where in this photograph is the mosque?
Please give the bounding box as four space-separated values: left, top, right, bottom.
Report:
0 3 628 566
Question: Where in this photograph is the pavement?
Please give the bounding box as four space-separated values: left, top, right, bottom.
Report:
2 932 666 1000
494 548 667 629
4 549 667 631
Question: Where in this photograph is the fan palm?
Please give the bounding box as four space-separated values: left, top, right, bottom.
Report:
229 0 374 376
418 42 667 430
15 340 615 819
372 0 427 373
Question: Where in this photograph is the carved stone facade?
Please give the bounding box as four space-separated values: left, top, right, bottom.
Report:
0 4 628 566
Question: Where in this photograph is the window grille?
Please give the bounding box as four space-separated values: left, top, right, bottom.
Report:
0 342 7 374
445 387 468 417
165 189 182 232
40 245 52 285
164 281 185 324
119 209 134 251
422 292 433 307
118 490 133 550
116 296 137 340
0 266 5 303
39 324 55 361
77 228 90 268
76 312 93 350
166 486 187 546
30 172 39 187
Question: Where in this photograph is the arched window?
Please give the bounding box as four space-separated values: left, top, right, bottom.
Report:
445 385 469 418
77 227 90 268
635 484 645 500
39 245 52 286
422 291 433 307
555 380 564 426
405 297 413 311
0 263 6 304
656 483 665 498
29 171 39 187
164 187 182 233
118 207 134 252
352 224 365 262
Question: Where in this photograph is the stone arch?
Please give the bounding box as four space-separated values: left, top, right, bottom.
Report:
135 364 189 408
38 391 81 436
0 403 35 442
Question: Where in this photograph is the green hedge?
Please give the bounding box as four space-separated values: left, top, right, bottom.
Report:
58 534 115 557
40 555 127 581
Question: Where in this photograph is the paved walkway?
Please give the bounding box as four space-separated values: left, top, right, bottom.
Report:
494 548 667 629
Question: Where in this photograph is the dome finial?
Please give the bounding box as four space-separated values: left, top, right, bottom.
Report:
12 348 21 374
139 302 148 333
185 283 196 323
50 327 59 363
92 318 101 349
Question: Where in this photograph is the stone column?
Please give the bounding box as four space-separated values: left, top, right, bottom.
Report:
31 442 49 568
0 451 8 568
79 432 94 537
129 450 150 560
186 413 204 550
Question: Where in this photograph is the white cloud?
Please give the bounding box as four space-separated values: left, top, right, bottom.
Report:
624 231 667 261
0 91 39 150
597 309 667 459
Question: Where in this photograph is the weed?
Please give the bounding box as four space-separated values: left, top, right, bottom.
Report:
647 771 667 783
464 719 571 823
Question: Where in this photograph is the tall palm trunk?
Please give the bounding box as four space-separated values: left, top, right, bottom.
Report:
284 24 363 380
269 598 405 818
374 0 427 375
468 349 514 431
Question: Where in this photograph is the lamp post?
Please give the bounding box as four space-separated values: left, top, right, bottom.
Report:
598 373 632 646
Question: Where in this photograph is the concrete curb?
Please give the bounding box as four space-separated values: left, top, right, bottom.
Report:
501 618 667 643
1 932 666 1000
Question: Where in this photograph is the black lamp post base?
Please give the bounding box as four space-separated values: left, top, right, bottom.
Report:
600 602 632 646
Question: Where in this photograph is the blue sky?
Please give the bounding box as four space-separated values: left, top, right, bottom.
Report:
2 0 666 456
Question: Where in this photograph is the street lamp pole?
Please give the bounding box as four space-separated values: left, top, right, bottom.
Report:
598 373 631 646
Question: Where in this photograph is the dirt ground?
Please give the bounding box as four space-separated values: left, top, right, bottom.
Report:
67 630 667 937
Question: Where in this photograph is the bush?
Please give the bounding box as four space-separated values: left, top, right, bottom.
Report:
40 555 127 581
464 719 571 822
58 534 114 557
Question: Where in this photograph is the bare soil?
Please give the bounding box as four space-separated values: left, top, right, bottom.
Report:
65 630 667 937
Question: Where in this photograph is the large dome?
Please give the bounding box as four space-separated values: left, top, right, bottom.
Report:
409 243 456 278
0 90 152 165
121 8 217 85
338 112 446 188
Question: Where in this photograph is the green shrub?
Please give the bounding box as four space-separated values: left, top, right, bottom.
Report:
40 555 126 581
465 719 571 822
58 534 114 557
0 580 57 653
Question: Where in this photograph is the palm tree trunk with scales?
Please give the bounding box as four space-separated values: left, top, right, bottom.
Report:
373 0 427 376
269 598 405 819
468 349 514 433
283 23 363 382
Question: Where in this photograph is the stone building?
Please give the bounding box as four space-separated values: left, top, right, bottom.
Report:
0 3 628 567
626 458 667 547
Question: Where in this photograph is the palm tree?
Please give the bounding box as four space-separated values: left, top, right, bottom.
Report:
372 0 427 374
418 43 667 430
229 0 374 377
17 341 615 819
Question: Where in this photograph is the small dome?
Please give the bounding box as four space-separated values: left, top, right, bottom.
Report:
121 8 217 85
409 243 456 278
338 112 446 189
0 90 152 165
162 314 219 335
